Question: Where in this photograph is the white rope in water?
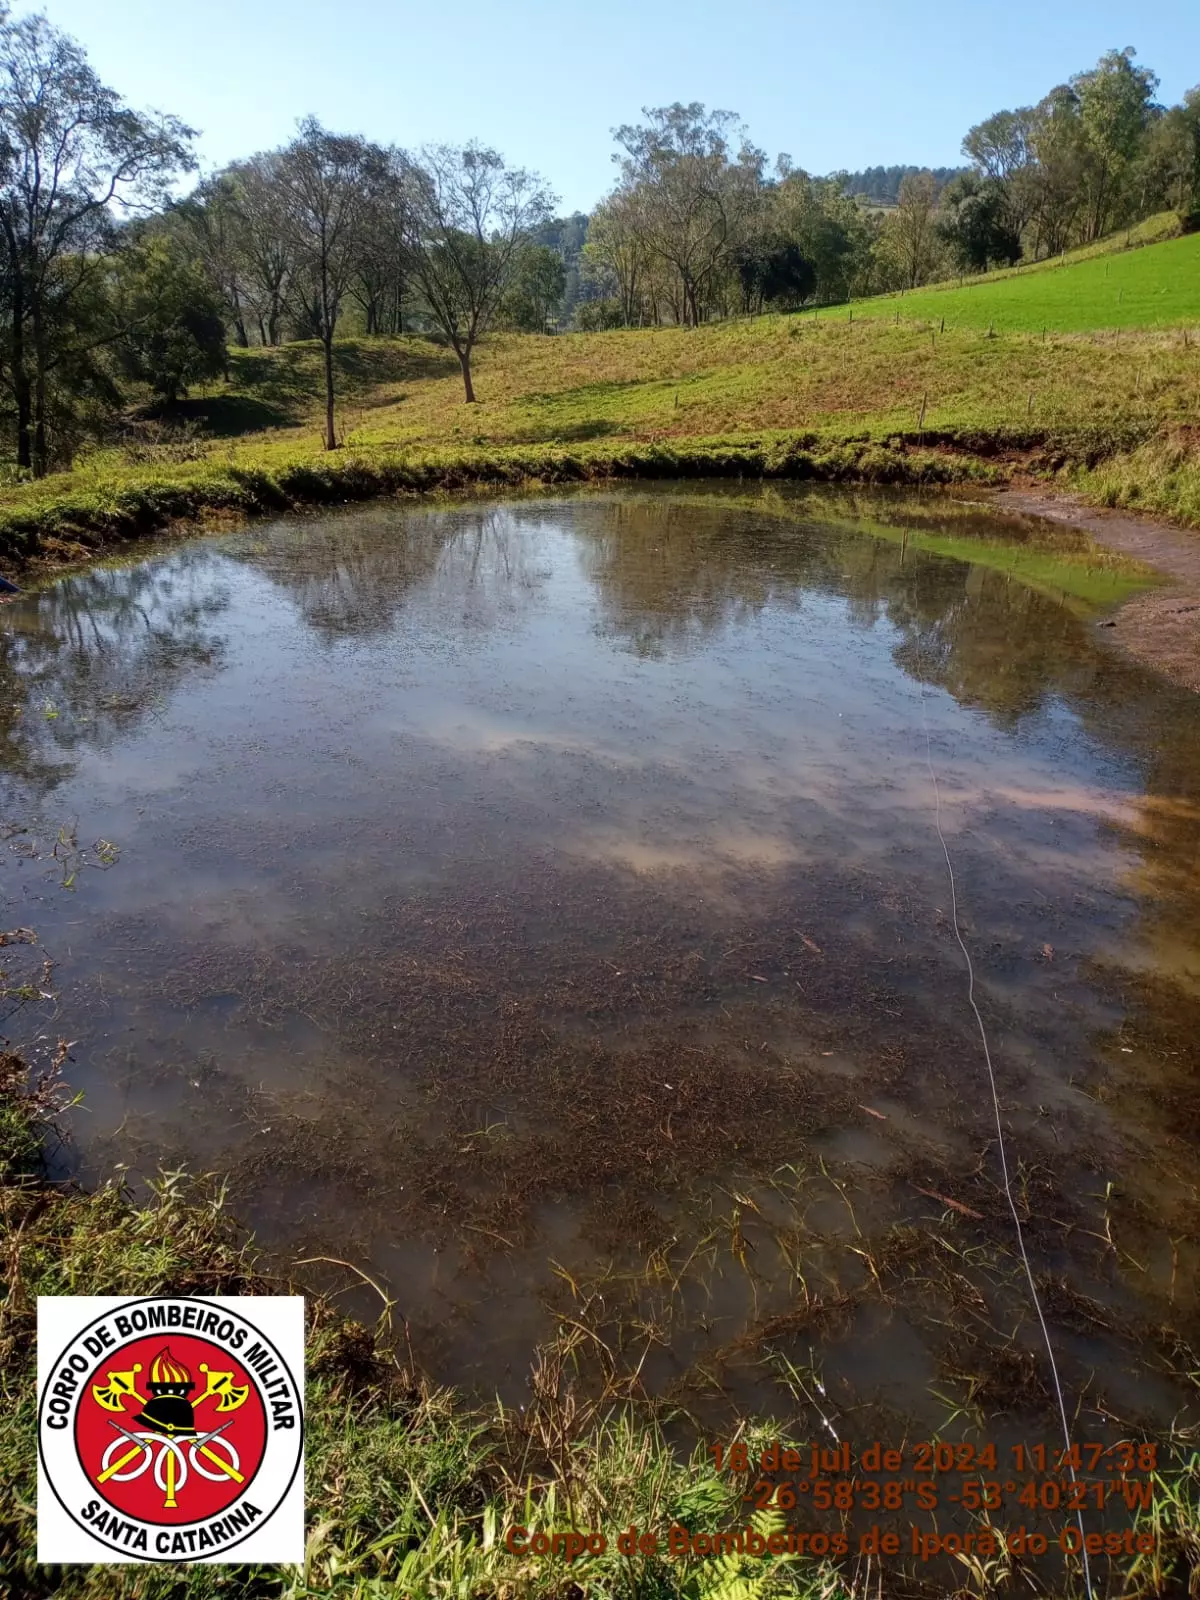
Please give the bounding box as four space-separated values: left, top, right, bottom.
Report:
915 666 1093 1600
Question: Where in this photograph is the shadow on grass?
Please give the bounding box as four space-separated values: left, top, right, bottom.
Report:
510 419 626 443
334 339 458 390
169 339 461 439
162 394 297 437
521 377 655 407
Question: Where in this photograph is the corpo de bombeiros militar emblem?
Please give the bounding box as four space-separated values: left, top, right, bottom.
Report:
38 1295 304 1563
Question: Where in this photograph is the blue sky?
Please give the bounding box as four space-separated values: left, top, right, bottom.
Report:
39 0 1200 213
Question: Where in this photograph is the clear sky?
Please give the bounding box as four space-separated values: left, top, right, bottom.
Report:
37 0 1200 214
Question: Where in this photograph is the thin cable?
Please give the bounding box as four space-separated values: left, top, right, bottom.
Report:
916 664 1093 1600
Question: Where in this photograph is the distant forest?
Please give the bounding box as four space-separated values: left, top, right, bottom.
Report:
0 8 1197 474
837 166 970 203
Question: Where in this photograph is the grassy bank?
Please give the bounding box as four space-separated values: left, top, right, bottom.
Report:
2 1058 1198 1597
1 237 1199 572
0 434 1001 569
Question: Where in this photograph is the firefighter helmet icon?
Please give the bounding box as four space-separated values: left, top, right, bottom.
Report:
132 1347 197 1434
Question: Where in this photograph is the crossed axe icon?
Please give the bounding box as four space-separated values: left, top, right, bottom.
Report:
91 1362 250 1507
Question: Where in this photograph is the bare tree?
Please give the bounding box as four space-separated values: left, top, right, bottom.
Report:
889 171 940 288
231 154 297 347
176 174 249 348
274 118 383 448
404 143 554 401
582 192 647 325
611 104 763 326
0 12 193 473
349 151 410 336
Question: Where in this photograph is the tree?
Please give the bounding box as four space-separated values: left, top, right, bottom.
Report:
611 104 763 326
114 234 226 404
175 174 250 346
838 165 967 204
772 171 875 302
937 173 1021 272
1072 48 1160 240
1027 85 1088 255
404 143 554 401
582 193 647 325
274 118 384 448
498 245 565 331
963 109 1037 183
226 155 296 347
348 151 410 336
0 12 193 473
734 237 814 312
962 107 1039 239
1141 86 1200 225
887 171 941 288
575 296 625 332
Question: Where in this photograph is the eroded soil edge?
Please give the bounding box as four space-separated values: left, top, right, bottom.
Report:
993 485 1200 692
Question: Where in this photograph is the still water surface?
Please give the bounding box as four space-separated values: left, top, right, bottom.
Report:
2 486 1197 1442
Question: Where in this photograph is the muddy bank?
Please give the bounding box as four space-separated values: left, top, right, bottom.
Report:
993 486 1200 692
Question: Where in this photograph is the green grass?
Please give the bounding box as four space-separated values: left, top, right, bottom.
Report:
812 506 1162 611
850 226 1200 333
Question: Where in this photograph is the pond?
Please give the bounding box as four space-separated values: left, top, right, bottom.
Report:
2 484 1198 1462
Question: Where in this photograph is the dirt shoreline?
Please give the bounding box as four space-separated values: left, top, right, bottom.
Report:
992 484 1200 693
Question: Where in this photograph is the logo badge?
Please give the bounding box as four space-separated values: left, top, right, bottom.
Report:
38 1296 304 1563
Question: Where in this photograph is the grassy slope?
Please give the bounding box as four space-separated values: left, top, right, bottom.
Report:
850 213 1200 332
0 223 1198 565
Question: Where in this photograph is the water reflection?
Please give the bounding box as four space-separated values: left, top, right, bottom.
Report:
232 506 546 640
0 549 229 801
1 486 1196 1443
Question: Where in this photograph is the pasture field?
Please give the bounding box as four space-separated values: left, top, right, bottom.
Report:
849 227 1200 334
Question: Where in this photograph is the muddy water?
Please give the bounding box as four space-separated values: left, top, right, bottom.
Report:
2 485 1198 1447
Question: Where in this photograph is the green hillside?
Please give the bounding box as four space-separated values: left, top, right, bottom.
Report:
851 227 1200 333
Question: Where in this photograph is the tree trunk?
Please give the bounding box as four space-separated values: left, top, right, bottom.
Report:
458 348 476 403
32 297 48 478
323 329 337 449
11 315 30 473
257 316 268 347
231 285 249 348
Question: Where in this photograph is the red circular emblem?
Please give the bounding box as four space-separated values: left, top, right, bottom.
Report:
75 1333 267 1525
